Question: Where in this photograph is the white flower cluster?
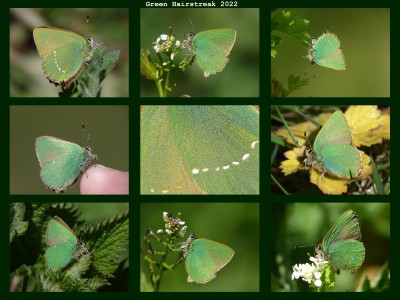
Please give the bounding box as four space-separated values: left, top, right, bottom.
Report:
153 34 180 59
291 253 328 287
157 212 187 237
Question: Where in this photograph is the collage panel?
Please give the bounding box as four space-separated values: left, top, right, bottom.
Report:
271 105 390 195
10 202 129 292
140 105 260 195
140 202 259 292
271 202 390 292
10 105 129 195
10 8 129 97
2 0 397 297
271 8 390 97
140 8 259 97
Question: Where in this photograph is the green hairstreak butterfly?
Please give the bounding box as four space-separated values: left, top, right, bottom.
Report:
35 135 98 193
187 28 236 77
303 110 362 181
316 210 365 274
141 106 259 194
182 233 234 284
306 31 346 70
33 18 94 87
45 216 88 271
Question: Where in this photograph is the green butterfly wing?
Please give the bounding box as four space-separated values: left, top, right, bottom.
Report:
35 136 96 193
312 111 361 178
322 210 365 272
324 239 365 272
319 144 362 178
33 27 92 84
45 217 78 271
185 238 234 284
313 110 352 153
41 42 88 83
33 27 87 57
140 106 259 194
314 33 341 59
312 32 346 70
192 29 236 77
322 210 362 244
46 242 77 271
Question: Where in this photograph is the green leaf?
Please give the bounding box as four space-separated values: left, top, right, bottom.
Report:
140 48 158 80
88 214 129 277
360 262 390 291
271 75 309 97
271 10 312 46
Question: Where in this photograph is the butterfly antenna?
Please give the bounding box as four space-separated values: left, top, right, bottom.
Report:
304 131 312 148
190 18 195 32
86 16 90 40
82 123 91 146
294 243 317 250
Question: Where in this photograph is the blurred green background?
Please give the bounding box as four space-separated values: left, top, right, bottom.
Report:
271 8 390 97
10 8 129 97
10 105 129 194
271 203 390 292
140 203 259 292
140 8 259 97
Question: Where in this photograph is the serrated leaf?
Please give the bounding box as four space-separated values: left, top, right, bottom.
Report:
271 10 312 46
140 48 158 80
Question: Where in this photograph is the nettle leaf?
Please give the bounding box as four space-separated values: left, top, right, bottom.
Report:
85 213 129 277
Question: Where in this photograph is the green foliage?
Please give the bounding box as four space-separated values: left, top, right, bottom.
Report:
316 265 336 292
271 75 309 97
271 10 312 57
140 49 158 80
271 10 311 97
10 203 129 292
360 263 390 292
141 212 188 292
140 29 195 97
